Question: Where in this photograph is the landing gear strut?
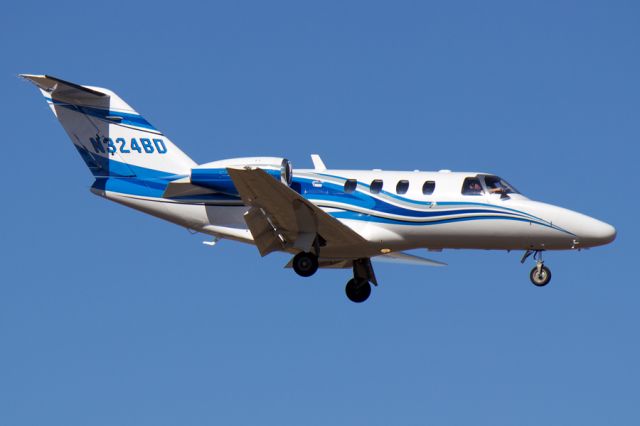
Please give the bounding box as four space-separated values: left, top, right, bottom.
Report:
521 250 552 287
292 251 319 277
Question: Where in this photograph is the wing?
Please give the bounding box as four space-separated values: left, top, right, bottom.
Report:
374 251 447 267
227 167 367 256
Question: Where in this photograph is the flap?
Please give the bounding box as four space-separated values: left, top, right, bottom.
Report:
227 167 367 252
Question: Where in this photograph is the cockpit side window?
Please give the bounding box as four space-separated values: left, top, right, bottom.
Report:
483 175 520 195
461 177 484 195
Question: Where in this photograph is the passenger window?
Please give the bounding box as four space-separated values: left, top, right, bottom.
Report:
461 177 484 195
396 180 409 194
422 180 435 195
370 179 383 194
344 179 357 194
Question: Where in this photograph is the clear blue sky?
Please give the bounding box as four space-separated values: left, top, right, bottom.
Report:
1 1 638 425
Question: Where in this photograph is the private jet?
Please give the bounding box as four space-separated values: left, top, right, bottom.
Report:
21 75 616 302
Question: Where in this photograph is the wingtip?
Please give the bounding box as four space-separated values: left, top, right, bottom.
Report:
19 73 44 79
19 74 47 87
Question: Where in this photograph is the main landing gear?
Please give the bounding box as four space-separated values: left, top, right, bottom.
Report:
292 251 319 277
521 250 552 287
345 278 371 303
291 252 376 303
344 258 376 303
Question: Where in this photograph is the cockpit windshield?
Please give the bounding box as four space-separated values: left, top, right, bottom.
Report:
483 175 520 195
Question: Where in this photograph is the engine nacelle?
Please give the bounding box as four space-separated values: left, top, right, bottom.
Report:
190 157 293 196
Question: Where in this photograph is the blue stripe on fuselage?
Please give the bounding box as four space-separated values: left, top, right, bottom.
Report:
292 176 538 222
87 163 572 235
328 210 574 235
330 210 534 226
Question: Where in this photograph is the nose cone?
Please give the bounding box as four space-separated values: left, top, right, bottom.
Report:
579 218 616 247
510 200 616 249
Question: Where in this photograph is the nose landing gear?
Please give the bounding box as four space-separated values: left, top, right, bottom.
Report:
521 250 552 287
530 263 552 286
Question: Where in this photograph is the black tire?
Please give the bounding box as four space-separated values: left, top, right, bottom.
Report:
345 278 372 303
530 265 552 287
292 252 319 277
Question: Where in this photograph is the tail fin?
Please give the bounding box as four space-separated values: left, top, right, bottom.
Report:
21 74 196 178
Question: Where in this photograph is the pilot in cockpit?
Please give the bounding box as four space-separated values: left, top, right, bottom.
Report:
466 180 483 195
486 181 504 194
485 178 507 194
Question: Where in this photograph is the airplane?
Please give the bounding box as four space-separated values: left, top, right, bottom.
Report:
21 74 617 303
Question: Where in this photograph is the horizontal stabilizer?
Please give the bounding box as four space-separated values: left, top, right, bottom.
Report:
20 74 106 101
374 251 447 267
162 178 220 198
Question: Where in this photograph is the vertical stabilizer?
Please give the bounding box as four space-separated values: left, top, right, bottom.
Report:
20 74 196 179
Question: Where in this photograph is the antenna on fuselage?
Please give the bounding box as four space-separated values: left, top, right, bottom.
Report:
311 154 326 171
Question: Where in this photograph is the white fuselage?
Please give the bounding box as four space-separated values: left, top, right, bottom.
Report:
22 74 616 299
94 168 616 259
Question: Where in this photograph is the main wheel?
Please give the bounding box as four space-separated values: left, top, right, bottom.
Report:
530 265 552 287
345 278 371 303
292 252 319 277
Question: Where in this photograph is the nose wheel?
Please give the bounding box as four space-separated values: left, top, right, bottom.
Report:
530 263 552 286
521 250 552 287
